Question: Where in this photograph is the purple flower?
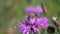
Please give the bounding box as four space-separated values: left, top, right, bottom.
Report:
25 6 43 14
37 17 49 28
18 16 49 34
18 17 40 34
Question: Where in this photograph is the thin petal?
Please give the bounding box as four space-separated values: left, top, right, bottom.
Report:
33 26 40 33
23 30 26 34
37 17 48 28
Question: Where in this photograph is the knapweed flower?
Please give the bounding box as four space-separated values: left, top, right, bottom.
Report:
18 16 48 34
18 17 40 34
25 6 43 14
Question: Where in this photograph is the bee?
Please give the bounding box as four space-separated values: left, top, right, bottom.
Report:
47 26 55 34
27 13 37 19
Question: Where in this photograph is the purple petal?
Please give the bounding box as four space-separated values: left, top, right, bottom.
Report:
23 30 26 34
36 6 43 13
18 23 30 32
30 17 37 24
22 26 30 34
32 26 40 33
37 17 49 28
25 26 30 32
19 24 26 32
26 32 29 34
25 6 35 13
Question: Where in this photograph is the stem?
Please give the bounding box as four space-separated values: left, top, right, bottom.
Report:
41 0 48 16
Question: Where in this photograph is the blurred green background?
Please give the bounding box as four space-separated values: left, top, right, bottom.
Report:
0 0 60 34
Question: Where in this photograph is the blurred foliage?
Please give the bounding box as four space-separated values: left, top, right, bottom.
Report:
0 0 60 34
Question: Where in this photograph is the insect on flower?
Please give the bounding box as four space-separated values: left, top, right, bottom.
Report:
18 19 40 34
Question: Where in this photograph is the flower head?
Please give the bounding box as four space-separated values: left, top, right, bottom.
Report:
17 16 49 34
25 6 43 14
18 17 40 34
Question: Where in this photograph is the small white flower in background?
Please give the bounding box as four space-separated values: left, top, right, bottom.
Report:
52 16 57 21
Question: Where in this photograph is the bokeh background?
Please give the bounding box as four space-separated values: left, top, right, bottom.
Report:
0 0 60 34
